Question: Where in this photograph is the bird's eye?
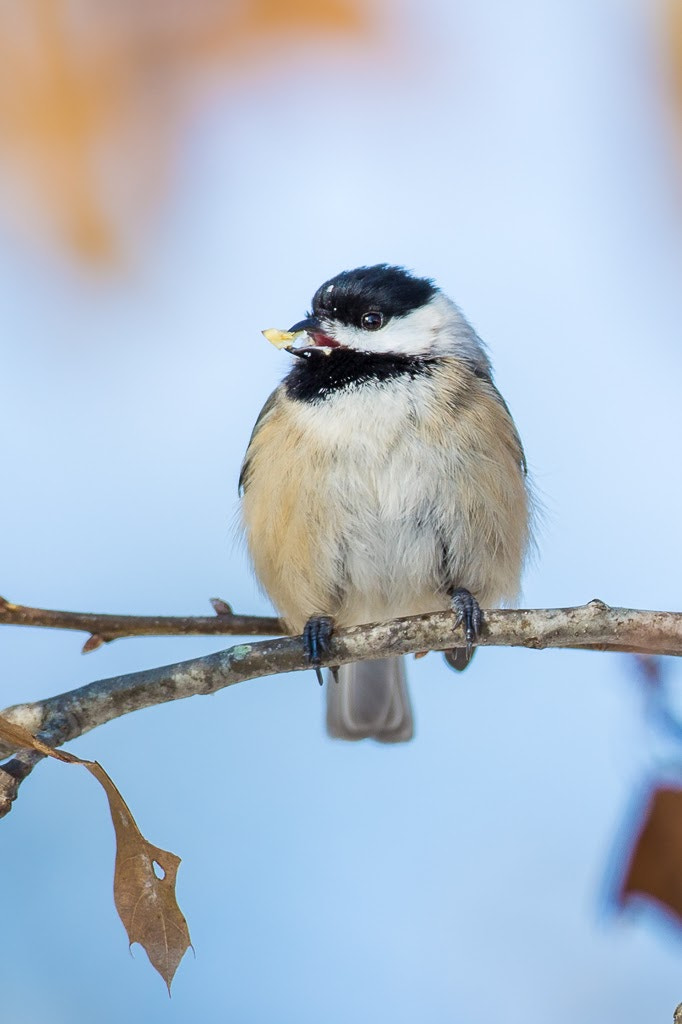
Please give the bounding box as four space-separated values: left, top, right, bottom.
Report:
361 311 384 331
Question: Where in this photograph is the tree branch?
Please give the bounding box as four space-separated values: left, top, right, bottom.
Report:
0 595 283 650
0 598 680 773
1 600 680 816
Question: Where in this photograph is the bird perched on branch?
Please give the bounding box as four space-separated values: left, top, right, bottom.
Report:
240 264 531 742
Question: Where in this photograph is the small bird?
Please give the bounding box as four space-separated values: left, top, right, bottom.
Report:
240 265 531 742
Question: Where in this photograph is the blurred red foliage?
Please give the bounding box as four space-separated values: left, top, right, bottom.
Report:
620 786 682 926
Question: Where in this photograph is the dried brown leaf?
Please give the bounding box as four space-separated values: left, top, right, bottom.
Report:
87 760 191 990
0 714 191 989
0 716 66 761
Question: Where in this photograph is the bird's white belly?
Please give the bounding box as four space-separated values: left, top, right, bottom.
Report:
334 460 451 623
290 380 458 624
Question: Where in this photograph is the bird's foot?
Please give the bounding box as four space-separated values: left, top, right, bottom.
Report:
450 587 482 656
302 615 334 685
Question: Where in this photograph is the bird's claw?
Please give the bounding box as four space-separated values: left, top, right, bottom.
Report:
302 615 334 685
450 588 482 654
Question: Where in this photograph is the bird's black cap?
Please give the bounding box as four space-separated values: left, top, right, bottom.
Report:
310 264 437 328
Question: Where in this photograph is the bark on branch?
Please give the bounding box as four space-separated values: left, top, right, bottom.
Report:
0 600 680 817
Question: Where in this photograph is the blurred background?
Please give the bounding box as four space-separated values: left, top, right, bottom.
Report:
1 0 682 1020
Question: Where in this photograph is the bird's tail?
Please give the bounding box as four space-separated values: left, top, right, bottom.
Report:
326 657 413 743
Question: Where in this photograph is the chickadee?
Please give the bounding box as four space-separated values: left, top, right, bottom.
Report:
240 265 531 743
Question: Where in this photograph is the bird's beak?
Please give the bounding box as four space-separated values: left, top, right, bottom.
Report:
287 316 340 354
262 316 339 358
288 316 322 334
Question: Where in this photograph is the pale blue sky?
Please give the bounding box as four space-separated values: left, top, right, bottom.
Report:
1 1 682 1021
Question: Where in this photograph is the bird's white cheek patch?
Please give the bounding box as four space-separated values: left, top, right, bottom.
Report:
327 293 458 358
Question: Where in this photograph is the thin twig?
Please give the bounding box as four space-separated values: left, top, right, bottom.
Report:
0 596 283 651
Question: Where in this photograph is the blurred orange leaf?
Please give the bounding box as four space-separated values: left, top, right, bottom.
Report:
0 0 366 263
669 0 682 118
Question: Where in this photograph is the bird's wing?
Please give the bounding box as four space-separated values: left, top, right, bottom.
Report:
238 388 280 495
471 366 527 475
